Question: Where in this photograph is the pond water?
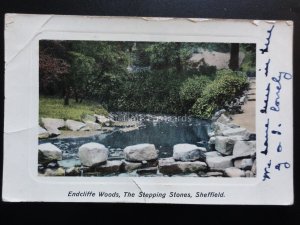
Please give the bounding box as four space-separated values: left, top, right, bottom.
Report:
39 113 211 161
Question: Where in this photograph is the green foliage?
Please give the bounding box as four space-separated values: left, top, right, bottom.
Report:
191 69 249 119
240 45 256 74
40 41 254 118
145 43 192 71
179 76 212 111
39 96 108 121
113 69 187 114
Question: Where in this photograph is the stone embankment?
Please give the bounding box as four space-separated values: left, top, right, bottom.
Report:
38 110 256 177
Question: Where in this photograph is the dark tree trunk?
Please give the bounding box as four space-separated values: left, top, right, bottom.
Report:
229 43 240 71
64 88 70 106
175 42 182 72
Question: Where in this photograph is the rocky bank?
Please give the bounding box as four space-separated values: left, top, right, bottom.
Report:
38 110 256 177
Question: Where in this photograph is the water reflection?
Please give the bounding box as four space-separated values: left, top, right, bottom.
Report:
39 116 210 160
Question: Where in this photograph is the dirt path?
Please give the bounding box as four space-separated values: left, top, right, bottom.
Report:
231 78 256 133
189 50 245 69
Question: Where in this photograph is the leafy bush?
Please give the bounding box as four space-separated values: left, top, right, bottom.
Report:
191 69 249 119
179 76 212 111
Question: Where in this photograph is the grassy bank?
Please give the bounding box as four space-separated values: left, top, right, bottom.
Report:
39 97 108 121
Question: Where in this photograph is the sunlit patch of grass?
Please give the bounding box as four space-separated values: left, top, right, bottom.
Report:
39 96 108 121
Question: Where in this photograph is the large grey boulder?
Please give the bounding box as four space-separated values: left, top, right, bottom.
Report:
215 135 243 155
122 160 142 172
38 143 63 164
173 144 206 162
41 118 65 137
94 114 110 124
232 141 256 159
83 121 102 131
137 167 158 175
222 127 248 136
44 167 65 176
81 114 96 123
216 114 231 124
242 132 256 141
234 158 253 170
65 167 81 176
206 155 233 170
211 109 226 122
211 122 231 135
123 144 158 162
208 137 216 145
158 157 207 175
65 119 86 131
225 167 246 177
78 142 108 166
251 159 257 175
95 160 123 174
39 126 49 139
205 151 221 158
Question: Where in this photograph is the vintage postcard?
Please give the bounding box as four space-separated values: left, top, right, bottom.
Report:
3 14 293 204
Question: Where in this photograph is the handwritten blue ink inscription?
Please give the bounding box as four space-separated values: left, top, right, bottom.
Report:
275 162 290 171
270 72 293 112
260 83 270 114
260 25 274 54
261 118 269 155
263 160 272 181
264 59 271 77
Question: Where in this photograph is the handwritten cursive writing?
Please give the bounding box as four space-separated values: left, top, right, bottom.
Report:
260 25 274 54
260 83 270 114
263 160 272 181
264 59 271 77
261 119 269 155
270 72 293 112
275 162 290 171
277 142 282 152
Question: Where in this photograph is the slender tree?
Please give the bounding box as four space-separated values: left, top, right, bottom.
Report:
229 43 240 71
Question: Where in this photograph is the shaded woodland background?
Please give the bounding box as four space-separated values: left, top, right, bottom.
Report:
39 41 255 118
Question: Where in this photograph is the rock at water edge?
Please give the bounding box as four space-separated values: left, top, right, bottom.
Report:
216 114 231 124
38 143 62 164
65 119 86 131
78 142 108 167
65 167 81 176
205 171 224 177
251 159 257 175
94 160 123 174
225 167 246 177
205 151 221 158
44 167 65 176
124 143 158 162
211 122 231 135
94 114 110 124
215 136 243 156
222 127 248 136
158 157 207 175
81 121 102 131
39 126 49 139
41 118 65 136
232 141 256 159
173 144 206 162
211 109 226 122
82 114 96 123
206 155 233 171
234 158 253 170
137 167 158 175
122 160 142 172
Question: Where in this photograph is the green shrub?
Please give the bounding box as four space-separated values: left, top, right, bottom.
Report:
179 76 212 111
191 69 249 119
